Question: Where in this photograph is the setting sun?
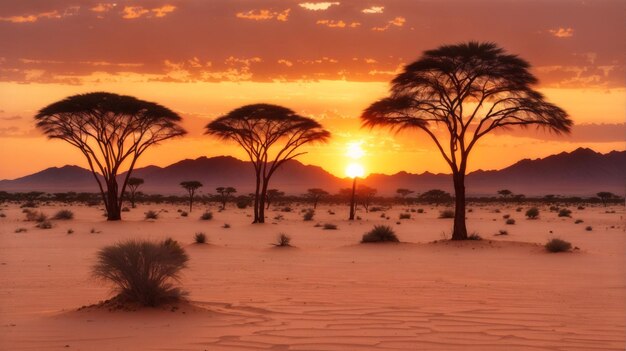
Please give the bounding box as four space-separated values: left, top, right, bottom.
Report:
345 163 365 178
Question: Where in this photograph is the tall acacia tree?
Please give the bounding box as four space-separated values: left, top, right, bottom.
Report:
35 92 186 220
180 181 202 212
127 177 144 208
361 42 572 240
206 104 330 223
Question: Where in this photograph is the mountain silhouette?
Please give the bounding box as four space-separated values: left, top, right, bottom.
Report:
1 148 623 196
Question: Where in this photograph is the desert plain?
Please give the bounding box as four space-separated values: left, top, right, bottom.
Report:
0 202 624 350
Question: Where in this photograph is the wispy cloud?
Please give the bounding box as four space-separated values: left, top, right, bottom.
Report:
317 19 360 28
236 9 290 21
299 2 340 11
122 5 177 19
549 27 574 38
91 3 116 13
372 16 405 31
0 8 74 23
362 6 384 14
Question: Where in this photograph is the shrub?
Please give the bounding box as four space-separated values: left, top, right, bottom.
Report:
468 232 482 240
15 227 27 233
236 199 248 209
495 230 508 236
493 209 501 213
369 206 384 212
273 233 292 247
180 211 188 217
67 229 74 234
399 213 411 220
281 206 292 212
505 218 516 225
223 223 231 229
303 209 315 221
200 212 213 220
439 209 454 219
194 232 207 244
53 209 74 220
92 238 189 306
525 207 539 219
545 238 572 253
323 223 337 230
361 225 399 243
20 201 37 208
144 210 158 220
558 209 572 217
502 214 510 219
0 212 5 218
37 220 52 229
549 206 560 212
328 210 335 215
417 209 424 213
585 226 593 231
574 219 583 224
516 207 522 212
577 206 585 210
25 210 48 223
121 207 130 212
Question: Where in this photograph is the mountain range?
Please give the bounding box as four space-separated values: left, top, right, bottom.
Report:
1 148 624 196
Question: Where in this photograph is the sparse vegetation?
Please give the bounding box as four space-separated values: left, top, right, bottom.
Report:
361 225 399 243
222 223 231 229
200 211 213 220
545 238 572 253
323 223 338 230
399 213 411 220
558 209 572 217
194 232 207 244
144 210 158 220
92 238 189 306
36 220 52 229
24 210 47 223
273 233 292 247
495 230 508 236
303 209 315 221
505 218 516 225
417 209 424 213
15 228 27 233
575 219 584 224
53 209 74 220
67 229 74 234
180 211 188 217
525 207 540 219
439 209 454 219
585 226 593 231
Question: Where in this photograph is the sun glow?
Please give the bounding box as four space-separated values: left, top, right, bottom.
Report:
346 141 364 159
345 163 365 178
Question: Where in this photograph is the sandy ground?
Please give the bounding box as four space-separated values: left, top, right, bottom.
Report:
0 201 624 350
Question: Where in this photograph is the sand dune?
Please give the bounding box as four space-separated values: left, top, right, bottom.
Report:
1 203 624 350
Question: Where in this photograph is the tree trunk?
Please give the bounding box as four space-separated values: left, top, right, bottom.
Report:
451 172 467 240
106 180 121 221
258 179 268 223
313 199 318 209
349 177 357 220
253 171 261 223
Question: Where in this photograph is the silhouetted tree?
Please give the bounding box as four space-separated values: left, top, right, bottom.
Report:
306 188 329 209
396 188 414 204
597 191 616 207
127 177 144 208
206 104 330 223
180 181 202 212
216 186 237 210
357 185 377 213
362 42 571 240
35 92 186 220
497 189 513 200
265 189 285 209
419 189 452 205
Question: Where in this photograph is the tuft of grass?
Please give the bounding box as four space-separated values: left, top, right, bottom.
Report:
577 206 585 210
322 223 337 230
417 209 424 214
399 213 411 220
467 232 482 240
67 229 74 234
92 238 189 306
438 209 454 219
20 201 37 208
558 209 572 217
585 226 593 231
272 233 292 247
505 218 516 225
180 211 188 217
24 210 48 223
502 214 510 219
15 227 27 233
194 232 207 244
281 206 292 212
361 225 399 243
53 209 74 220
303 209 315 221
515 207 522 212
574 219 584 224
36 220 52 229
525 207 539 219
495 230 508 236
200 211 213 220
144 210 158 220
545 238 572 253
222 223 231 229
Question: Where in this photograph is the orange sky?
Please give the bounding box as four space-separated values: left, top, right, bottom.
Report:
0 0 625 179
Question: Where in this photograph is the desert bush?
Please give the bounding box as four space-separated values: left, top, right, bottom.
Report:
20 201 37 208
369 206 384 212
273 233 292 247
236 199 248 209
577 206 585 210
502 214 510 219
194 232 207 244
25 210 47 223
505 218 516 225
328 210 335 215
439 209 454 219
323 223 337 230
0 212 5 218
53 209 74 220
361 225 399 243
303 209 315 221
399 213 411 220
92 238 189 306
545 238 572 253
585 226 593 231
467 208 473 213
493 209 501 213
15 227 27 233
549 206 560 212
180 211 188 217
417 209 424 213
516 207 522 212
67 229 74 234
281 206 292 212
37 220 52 229
144 210 158 220
273 214 284 220
575 219 583 224
495 230 508 236
525 207 539 219
200 211 213 220
558 209 572 217
222 223 231 228
468 232 482 240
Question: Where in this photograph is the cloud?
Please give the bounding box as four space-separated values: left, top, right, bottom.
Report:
236 9 290 21
152 5 177 18
299 2 340 11
317 19 360 28
372 16 405 31
1 116 22 121
121 5 176 19
91 3 116 13
362 6 384 14
549 27 574 38
278 59 293 67
0 10 64 23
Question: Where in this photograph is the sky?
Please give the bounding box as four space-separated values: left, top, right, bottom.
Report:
0 0 624 180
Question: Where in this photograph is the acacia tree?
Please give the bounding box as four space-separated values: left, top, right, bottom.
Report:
306 188 329 209
396 188 414 204
206 104 330 223
35 92 186 220
265 189 284 209
127 177 144 208
357 185 377 213
497 189 513 201
216 186 237 210
180 181 202 212
361 42 571 240
597 191 616 207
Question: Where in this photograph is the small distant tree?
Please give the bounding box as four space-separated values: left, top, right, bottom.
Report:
597 192 616 207
357 185 377 213
419 189 452 206
497 189 513 200
180 181 202 212
216 186 237 210
206 104 330 223
513 194 526 202
265 189 285 209
127 177 144 208
306 188 329 209
396 188 414 204
35 92 186 220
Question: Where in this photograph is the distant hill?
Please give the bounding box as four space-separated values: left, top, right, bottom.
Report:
1 148 624 196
